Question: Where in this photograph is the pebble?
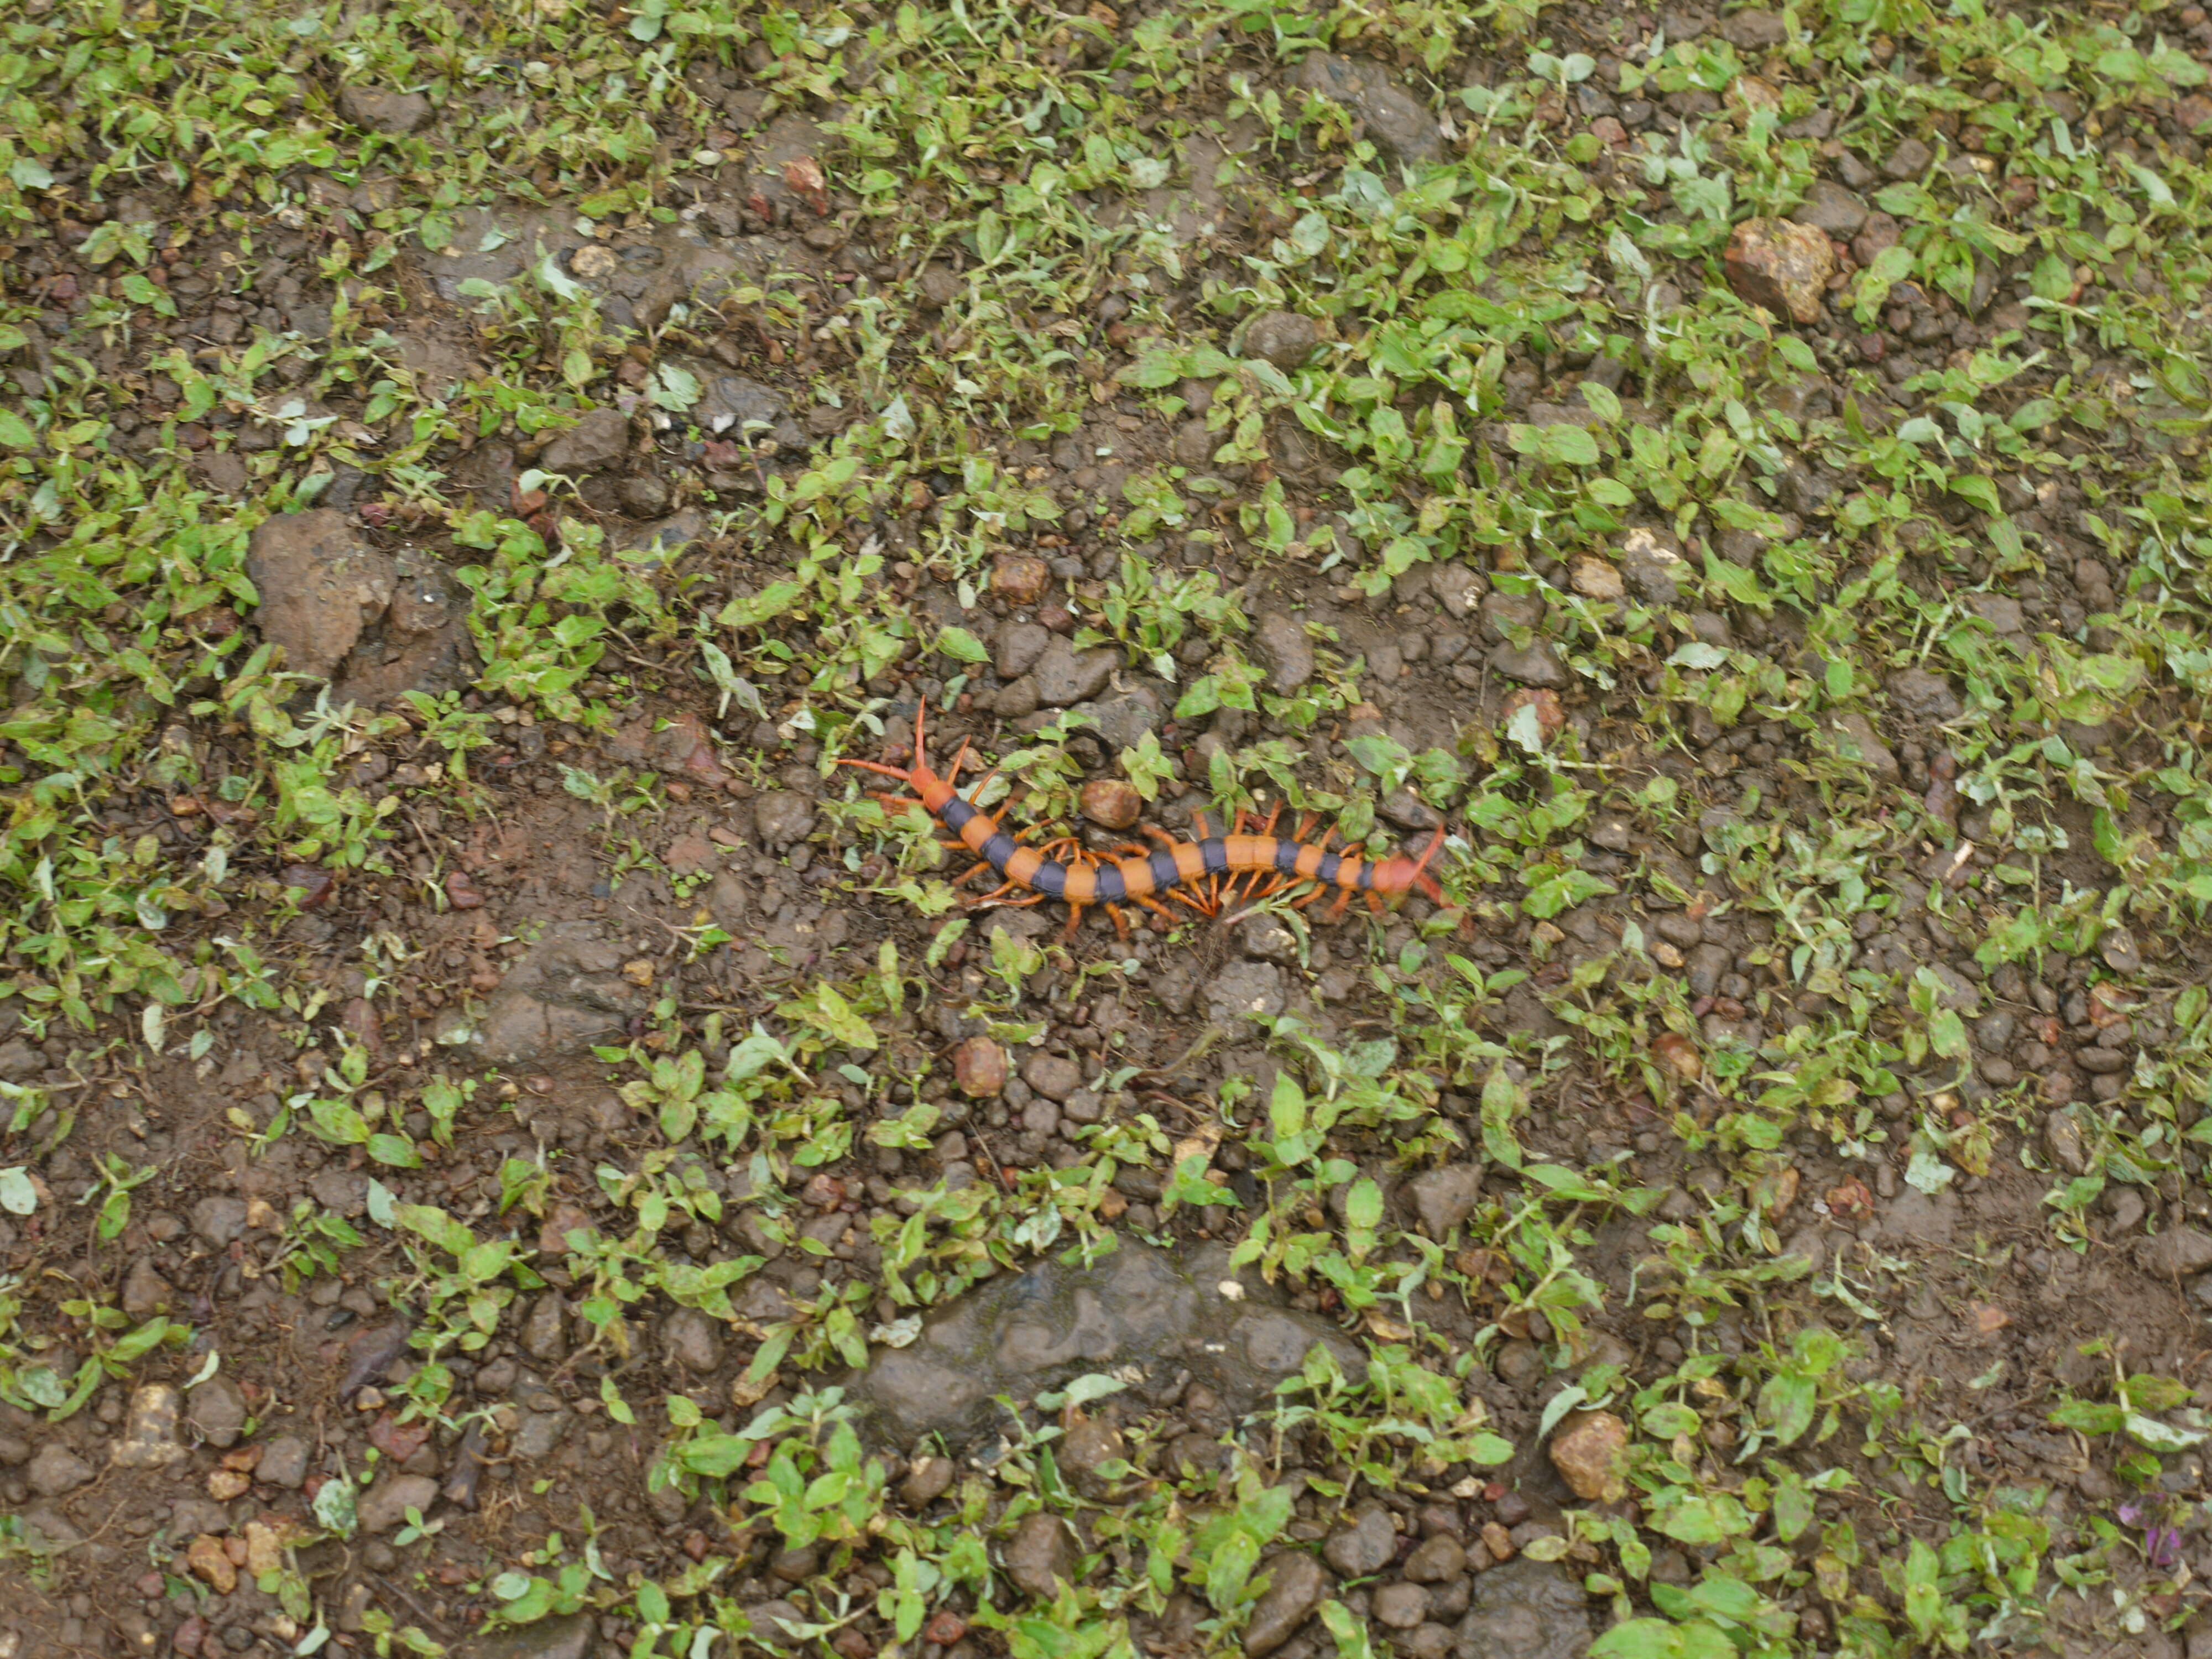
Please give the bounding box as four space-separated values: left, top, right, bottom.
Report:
257 1433 310 1489
899 1454 955 1507
664 1308 724 1373
1402 1534 1467 1583
192 1196 249 1248
1032 639 1117 706
995 620 1050 679
1405 1164 1485 1240
1002 1512 1075 1598
1373 1582 1432 1629
1548 1410 1630 1502
1021 1052 1082 1101
1079 778 1142 830
1242 311 1322 369
187 1374 249 1449
121 1260 174 1319
1723 217 1835 324
111 1384 187 1469
356 1473 441 1534
1490 641 1568 687
1254 613 1316 693
751 791 816 848
27 1443 95 1497
1323 1506 1397 1577
953 1036 1009 1097
992 552 1052 607
1245 1552 1330 1656
521 1294 570 1362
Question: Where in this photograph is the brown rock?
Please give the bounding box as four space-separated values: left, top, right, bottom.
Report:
246 510 397 679
1723 217 1836 325
952 1036 1008 1098
1501 688 1564 744
993 553 1052 607
1079 778 1142 830
1549 1410 1630 1503
1569 557 1624 601
186 1534 237 1595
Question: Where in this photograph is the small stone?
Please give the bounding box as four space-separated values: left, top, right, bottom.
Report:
2137 1226 2212 1279
356 1473 441 1535
664 1308 726 1373
112 1384 188 1469
1021 1052 1083 1102
338 85 432 134
995 620 1050 680
245 511 396 680
1079 778 1142 831
618 474 671 518
1791 179 1869 237
192 1194 250 1248
953 1037 1009 1098
120 1260 173 1319
1031 639 1118 707
1402 1534 1466 1583
1237 914 1300 964
1405 1164 1485 1240
739 1603 806 1649
187 1374 249 1449
1245 1552 1331 1657
1254 613 1317 693
752 791 816 847
540 407 629 473
993 553 1053 607
186 1534 238 1595
1295 53 1441 165
1002 1512 1076 1598
1501 688 1565 745
1820 711 1899 782
27 1442 95 1497
1372 1583 1431 1629
1883 136 1934 180
1723 217 1836 325
1490 641 1569 687
900 1455 956 1507
1548 1410 1630 1503
1719 8 1788 48
257 1434 310 1489
1569 557 1624 601
1243 311 1322 370
1323 1506 1396 1577
2101 928 2143 974
520 1294 570 1362
207 1468 251 1501
1890 666 1962 722
2042 1113 2088 1177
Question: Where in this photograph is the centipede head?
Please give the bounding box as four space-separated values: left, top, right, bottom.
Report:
1372 826 1448 905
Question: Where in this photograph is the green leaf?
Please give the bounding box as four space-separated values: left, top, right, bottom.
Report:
1523 870 1615 919
0 1167 35 1215
937 626 990 664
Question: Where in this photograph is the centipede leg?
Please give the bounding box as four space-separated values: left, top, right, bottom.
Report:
1103 903 1134 941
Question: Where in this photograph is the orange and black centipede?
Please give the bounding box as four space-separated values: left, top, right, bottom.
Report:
842 704 1448 937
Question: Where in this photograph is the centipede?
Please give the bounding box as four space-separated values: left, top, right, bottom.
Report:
842 705 1448 938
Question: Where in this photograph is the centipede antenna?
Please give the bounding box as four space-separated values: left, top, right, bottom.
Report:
840 757 914 781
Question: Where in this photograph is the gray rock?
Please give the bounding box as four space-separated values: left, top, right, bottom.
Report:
1295 54 1441 166
1032 640 1118 707
187 1374 249 1449
1405 1164 1485 1240
110 1384 186 1470
1237 915 1300 965
664 1308 725 1373
338 85 432 134
1963 593 2025 634
520 1295 569 1363
120 1260 173 1319
540 408 629 474
1205 959 1286 1026
752 791 816 847
2137 1226 2212 1278
995 620 1050 680
899 1454 955 1507
1402 1534 1466 1583
246 510 397 679
514 1410 568 1460
1792 179 1868 237
1324 1506 1396 1577
1880 1188 1958 1249
448 1613 596 1659
1374 1582 1432 1628
700 374 789 436
1003 1512 1076 1598
1255 613 1316 692
1021 1052 1082 1102
1246 1552 1330 1656
851 1241 1362 1450
1087 690 1164 752
0 1038 36 1081
1883 136 1934 180
1720 9 1788 48
469 921 651 1066
257 1434 311 1489
1891 666 1963 722
192 1195 249 1248
357 1472 441 1534
26 1443 95 1498
1454 1559 1593 1659
1244 311 1323 370
1490 641 1569 687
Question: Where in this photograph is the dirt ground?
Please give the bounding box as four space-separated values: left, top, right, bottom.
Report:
8 1 2212 1657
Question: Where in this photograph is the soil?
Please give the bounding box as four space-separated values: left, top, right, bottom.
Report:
7 3 2212 1658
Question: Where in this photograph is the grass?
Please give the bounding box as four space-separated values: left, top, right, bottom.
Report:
4 0 2212 1654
